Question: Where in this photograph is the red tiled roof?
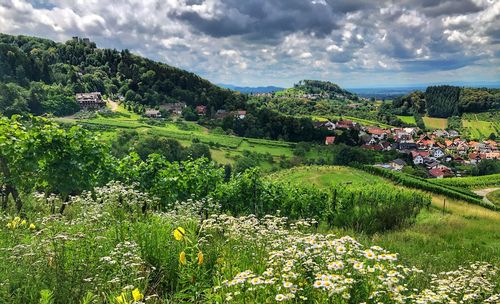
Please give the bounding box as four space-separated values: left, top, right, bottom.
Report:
325 136 336 144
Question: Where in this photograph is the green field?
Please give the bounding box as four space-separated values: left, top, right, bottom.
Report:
270 165 388 187
486 189 500 206
56 104 297 165
462 119 499 140
397 115 416 125
423 116 448 129
268 166 500 272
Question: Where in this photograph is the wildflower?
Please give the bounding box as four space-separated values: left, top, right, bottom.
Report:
29 223 36 230
21 219 26 226
179 251 186 265
173 227 186 241
115 293 125 303
132 288 144 302
250 277 262 285
275 294 286 301
283 281 293 288
197 251 204 265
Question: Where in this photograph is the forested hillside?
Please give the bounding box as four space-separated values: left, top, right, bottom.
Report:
0 33 246 116
391 85 500 117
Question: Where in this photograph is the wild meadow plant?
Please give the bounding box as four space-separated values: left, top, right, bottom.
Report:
0 182 498 303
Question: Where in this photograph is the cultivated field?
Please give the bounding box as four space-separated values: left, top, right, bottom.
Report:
422 116 448 129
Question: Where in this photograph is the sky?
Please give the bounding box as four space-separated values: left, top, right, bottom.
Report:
0 0 499 88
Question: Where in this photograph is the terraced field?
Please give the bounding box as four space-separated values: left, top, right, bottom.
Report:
55 103 297 164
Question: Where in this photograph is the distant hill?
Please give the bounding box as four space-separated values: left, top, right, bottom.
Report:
274 80 355 100
218 84 284 94
0 33 246 117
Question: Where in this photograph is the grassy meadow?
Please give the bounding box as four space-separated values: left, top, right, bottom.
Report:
462 113 499 139
396 115 416 125
422 117 448 129
270 166 500 273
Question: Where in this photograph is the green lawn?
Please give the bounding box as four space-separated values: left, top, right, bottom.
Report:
397 115 416 125
423 117 448 129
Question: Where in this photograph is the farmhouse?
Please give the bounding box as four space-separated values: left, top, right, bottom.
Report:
160 102 186 115
144 109 161 118
325 136 336 145
389 159 406 171
195 105 207 115
235 110 247 119
75 92 106 110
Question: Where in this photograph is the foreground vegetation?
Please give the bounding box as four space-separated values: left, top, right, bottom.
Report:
1 116 499 303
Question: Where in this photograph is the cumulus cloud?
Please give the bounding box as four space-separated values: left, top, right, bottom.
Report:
0 0 498 87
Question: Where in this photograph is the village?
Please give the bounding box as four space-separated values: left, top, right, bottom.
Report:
317 119 499 178
74 92 498 179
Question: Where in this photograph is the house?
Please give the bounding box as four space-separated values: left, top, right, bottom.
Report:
336 120 357 129
75 92 106 110
443 154 453 162
389 159 407 171
468 153 481 164
448 130 459 137
160 102 186 115
433 130 449 138
413 155 424 165
398 141 417 151
411 151 430 165
325 136 336 145
424 159 439 169
235 110 247 119
195 105 207 115
432 148 445 158
144 109 161 118
215 109 230 119
428 167 454 179
366 127 389 139
324 121 336 130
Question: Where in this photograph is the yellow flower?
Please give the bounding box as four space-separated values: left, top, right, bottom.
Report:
132 288 144 302
179 251 186 265
6 223 12 229
21 219 27 226
173 227 186 241
29 223 36 230
197 251 204 265
115 293 125 303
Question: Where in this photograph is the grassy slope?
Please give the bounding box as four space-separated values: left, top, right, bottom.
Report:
486 189 500 206
271 166 500 272
56 104 297 165
397 115 416 125
422 117 448 129
462 119 499 139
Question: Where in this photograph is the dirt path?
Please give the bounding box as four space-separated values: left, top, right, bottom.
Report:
472 187 500 206
473 187 500 197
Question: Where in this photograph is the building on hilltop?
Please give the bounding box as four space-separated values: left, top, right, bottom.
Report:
75 92 106 110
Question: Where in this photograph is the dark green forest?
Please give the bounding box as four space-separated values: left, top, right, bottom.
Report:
391 85 500 117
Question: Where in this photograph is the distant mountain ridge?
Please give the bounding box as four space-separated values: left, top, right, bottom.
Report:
218 84 284 94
